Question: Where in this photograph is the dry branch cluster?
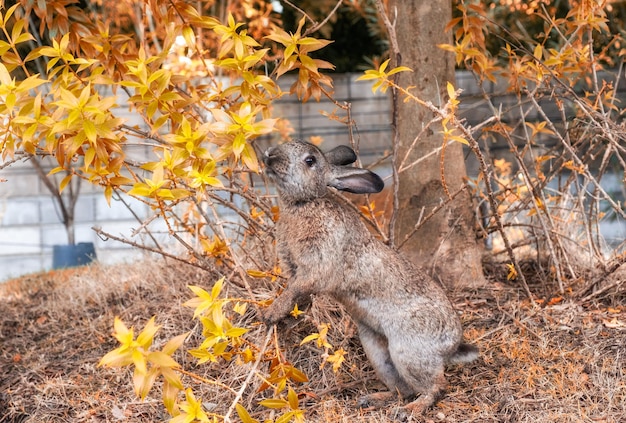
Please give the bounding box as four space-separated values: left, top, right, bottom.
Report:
438 1 626 302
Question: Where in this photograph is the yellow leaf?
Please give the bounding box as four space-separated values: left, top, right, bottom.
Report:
535 155 555 164
356 71 380 82
112 316 131 340
83 120 97 143
147 350 180 368
233 302 247 315
378 58 390 73
169 188 192 199
506 263 517 281
136 316 160 348
287 387 299 410
241 347 255 363
59 174 73 193
133 367 157 399
236 403 259 423
104 185 113 207
162 332 189 356
289 366 309 383
259 398 289 409
387 65 413 76
326 348 346 372
84 147 96 168
226 326 248 337
447 81 457 100
182 25 196 48
450 135 469 145
128 183 152 198
2 4 20 26
247 269 269 278
563 160 585 174
233 133 247 157
98 348 132 368
59 33 70 53
211 276 225 299
108 176 133 186
241 144 259 172
290 304 304 319
276 411 297 423
16 75 47 92
162 380 180 415
300 333 319 346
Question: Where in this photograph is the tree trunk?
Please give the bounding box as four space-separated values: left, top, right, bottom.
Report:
389 0 486 288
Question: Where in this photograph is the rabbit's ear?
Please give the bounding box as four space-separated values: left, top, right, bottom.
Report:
324 145 357 166
328 166 384 194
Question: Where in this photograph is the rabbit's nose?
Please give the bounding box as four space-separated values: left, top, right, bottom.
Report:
263 148 277 166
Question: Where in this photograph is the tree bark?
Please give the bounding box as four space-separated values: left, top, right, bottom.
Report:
389 0 486 288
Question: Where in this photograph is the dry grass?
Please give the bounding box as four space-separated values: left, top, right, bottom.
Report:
1 259 625 423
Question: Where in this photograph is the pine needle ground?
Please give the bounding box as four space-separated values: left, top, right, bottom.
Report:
1 260 624 422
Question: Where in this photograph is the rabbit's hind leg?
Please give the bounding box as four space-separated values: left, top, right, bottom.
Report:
389 347 447 415
356 324 414 409
402 370 446 416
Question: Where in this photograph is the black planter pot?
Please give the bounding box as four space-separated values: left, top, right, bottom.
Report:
52 242 97 269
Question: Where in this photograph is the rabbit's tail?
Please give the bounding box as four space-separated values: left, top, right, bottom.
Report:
449 343 479 365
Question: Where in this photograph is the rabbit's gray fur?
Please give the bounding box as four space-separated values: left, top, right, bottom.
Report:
262 140 478 415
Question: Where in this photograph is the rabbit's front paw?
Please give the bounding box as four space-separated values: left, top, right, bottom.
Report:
260 304 288 326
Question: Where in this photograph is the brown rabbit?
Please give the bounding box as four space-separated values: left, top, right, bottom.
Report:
262 140 478 415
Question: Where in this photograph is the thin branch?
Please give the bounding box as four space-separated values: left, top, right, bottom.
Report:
397 183 469 250
304 0 343 36
282 0 315 25
375 0 401 246
91 226 211 271
223 327 273 423
528 94 625 220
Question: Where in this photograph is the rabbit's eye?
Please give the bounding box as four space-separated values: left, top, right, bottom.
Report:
304 156 316 167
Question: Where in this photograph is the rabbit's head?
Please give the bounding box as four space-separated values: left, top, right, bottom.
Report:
263 140 384 203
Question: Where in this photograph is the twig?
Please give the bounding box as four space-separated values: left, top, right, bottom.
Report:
343 101 388 243
528 94 626 220
91 226 211 271
579 257 626 302
397 184 468 250
496 304 543 340
397 115 444 172
304 0 344 36
199 194 255 299
223 327 273 423
374 0 401 246
514 96 567 293
0 153 29 171
112 190 163 249
398 137 450 174
282 0 315 25
176 368 238 395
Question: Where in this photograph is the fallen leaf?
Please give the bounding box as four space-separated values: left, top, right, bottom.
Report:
111 404 126 420
602 317 625 329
